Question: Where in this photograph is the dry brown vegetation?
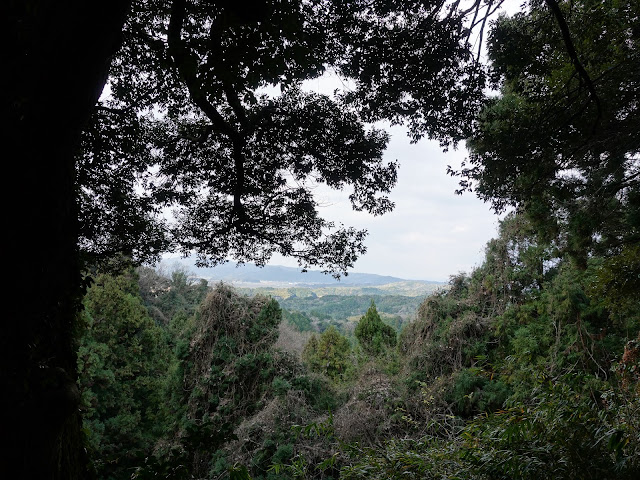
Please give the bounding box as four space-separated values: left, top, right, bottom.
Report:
274 322 314 360
333 364 400 445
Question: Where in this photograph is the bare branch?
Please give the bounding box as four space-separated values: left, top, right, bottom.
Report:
544 0 602 131
167 0 235 138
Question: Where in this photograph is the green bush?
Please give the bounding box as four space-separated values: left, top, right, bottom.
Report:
355 301 397 356
302 326 353 381
78 269 170 480
461 372 640 480
446 368 510 417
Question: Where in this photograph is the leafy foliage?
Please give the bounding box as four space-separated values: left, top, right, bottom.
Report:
279 293 423 333
303 326 353 381
281 308 315 333
333 212 640 479
77 269 170 480
354 302 397 356
78 216 639 480
137 265 210 326
457 0 640 266
460 372 640 480
167 284 283 476
587 244 640 323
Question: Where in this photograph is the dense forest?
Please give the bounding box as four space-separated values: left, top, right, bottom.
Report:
78 211 639 480
3 0 639 478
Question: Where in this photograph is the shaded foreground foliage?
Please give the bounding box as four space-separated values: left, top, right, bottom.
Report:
77 209 639 479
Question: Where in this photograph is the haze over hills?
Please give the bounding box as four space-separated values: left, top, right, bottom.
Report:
159 257 445 296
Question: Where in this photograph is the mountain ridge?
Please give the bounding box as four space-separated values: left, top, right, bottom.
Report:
159 257 443 288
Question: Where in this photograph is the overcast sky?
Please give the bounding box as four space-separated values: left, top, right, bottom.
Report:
268 121 504 282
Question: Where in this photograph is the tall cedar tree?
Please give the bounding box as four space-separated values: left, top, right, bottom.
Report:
78 270 170 480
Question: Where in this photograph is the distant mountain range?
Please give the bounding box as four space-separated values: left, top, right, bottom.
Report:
159 257 443 289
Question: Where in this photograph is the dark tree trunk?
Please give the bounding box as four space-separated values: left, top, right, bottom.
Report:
1 1 131 477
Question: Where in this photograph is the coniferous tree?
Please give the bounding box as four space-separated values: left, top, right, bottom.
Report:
303 326 352 381
355 301 397 357
78 269 170 480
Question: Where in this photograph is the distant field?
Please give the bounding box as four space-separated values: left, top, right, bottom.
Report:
235 280 445 299
236 282 447 334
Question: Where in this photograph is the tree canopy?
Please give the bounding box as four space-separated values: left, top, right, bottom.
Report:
355 301 397 356
303 325 353 381
79 0 495 274
78 269 170 479
456 0 640 266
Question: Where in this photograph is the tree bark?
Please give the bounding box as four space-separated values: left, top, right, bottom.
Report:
1 1 131 477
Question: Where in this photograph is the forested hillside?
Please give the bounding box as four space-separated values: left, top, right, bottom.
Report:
237 285 438 335
279 294 423 334
5 0 639 478
77 211 640 480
